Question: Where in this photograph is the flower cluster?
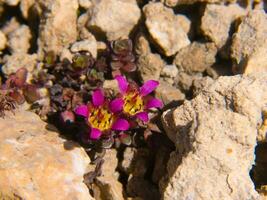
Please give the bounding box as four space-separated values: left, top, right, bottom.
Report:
74 75 162 140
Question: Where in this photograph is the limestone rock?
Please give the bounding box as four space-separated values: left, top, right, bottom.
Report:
135 32 151 56
1 17 20 36
161 73 267 200
94 149 124 200
79 0 92 9
156 81 185 105
177 14 192 38
160 64 178 85
161 0 179 7
38 0 78 58
20 0 35 19
174 71 203 91
70 38 97 58
138 53 165 82
2 53 37 76
7 25 32 54
3 0 20 6
143 2 190 56
174 42 217 73
231 10 267 74
0 30 7 51
201 4 246 50
88 0 141 41
119 147 136 174
0 109 93 200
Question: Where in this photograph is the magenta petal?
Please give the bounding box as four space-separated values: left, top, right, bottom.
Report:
115 75 129 94
110 98 124 113
146 98 163 109
112 118 129 131
92 89 104 106
74 105 89 118
140 80 159 96
136 112 149 123
90 128 102 140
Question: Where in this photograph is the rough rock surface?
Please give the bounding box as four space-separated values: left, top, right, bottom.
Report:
20 0 35 19
2 53 37 76
231 10 267 74
93 149 124 200
7 24 32 54
156 81 185 105
37 0 78 58
160 64 178 85
143 2 190 56
138 53 164 82
88 0 141 41
161 73 267 200
70 38 97 58
174 41 217 73
3 0 20 6
0 109 93 200
201 4 246 50
0 30 7 51
174 71 203 92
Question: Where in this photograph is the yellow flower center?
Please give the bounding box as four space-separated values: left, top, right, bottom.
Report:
123 92 144 115
88 107 114 131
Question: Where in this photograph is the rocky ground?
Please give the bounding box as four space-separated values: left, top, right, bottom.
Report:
0 0 266 200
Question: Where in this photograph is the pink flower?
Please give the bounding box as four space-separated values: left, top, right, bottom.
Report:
75 89 129 140
115 75 163 123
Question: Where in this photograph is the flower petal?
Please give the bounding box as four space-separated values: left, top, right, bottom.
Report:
75 105 89 117
140 80 159 96
112 118 129 131
109 98 124 113
136 112 149 123
115 75 129 94
90 128 102 140
92 89 104 106
146 98 163 109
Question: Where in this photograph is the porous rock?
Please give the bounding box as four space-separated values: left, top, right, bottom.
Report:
20 0 35 19
0 109 93 200
2 53 37 76
138 53 165 82
174 41 217 74
3 0 20 6
160 64 178 85
70 38 97 58
161 73 267 200
0 30 7 51
231 10 267 74
37 0 78 58
143 2 190 56
7 25 32 54
201 4 246 51
88 0 141 41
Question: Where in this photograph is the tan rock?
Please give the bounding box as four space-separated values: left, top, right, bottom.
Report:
3 0 20 6
138 53 165 82
177 14 192 37
161 73 267 200
160 64 178 85
94 149 124 200
79 0 92 9
119 147 136 174
231 10 267 74
161 0 179 7
135 32 151 56
156 81 185 105
0 109 93 200
201 4 246 50
38 0 78 58
0 30 7 51
70 38 97 58
143 2 190 56
7 25 32 54
20 0 35 19
88 0 141 41
2 53 37 76
1 17 20 35
175 71 203 91
174 42 217 73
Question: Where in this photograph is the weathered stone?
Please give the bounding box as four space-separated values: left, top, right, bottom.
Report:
138 53 165 82
1 17 20 36
135 32 151 56
119 147 136 174
175 71 203 92
192 76 214 97
0 30 7 51
0 109 93 200
174 41 217 73
231 10 267 74
143 2 190 56
156 81 185 105
177 14 192 37
70 38 97 58
160 64 178 85
2 53 37 76
94 149 124 200
38 0 78 58
7 25 32 54
257 110 267 142
88 0 141 41
3 0 20 6
161 0 179 7
79 0 92 9
161 73 267 200
201 4 246 50
20 0 35 19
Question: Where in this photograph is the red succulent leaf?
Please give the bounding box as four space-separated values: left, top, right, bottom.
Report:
23 84 41 103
